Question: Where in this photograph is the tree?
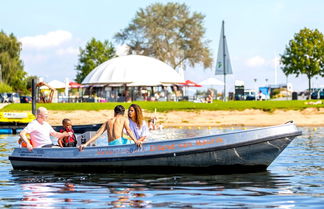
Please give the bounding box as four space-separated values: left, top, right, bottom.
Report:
114 2 212 70
0 31 27 92
0 82 13 93
280 28 324 97
75 38 115 83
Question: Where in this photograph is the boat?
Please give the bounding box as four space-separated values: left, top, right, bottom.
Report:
0 112 35 134
8 122 302 173
0 111 101 134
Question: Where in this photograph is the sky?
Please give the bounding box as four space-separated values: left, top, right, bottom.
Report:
1 0 324 92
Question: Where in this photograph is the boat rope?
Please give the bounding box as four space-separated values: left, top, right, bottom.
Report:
266 141 281 151
233 148 244 160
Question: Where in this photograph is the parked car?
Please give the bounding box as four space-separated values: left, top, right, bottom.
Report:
234 94 244 101
244 90 256 101
0 93 10 103
7 93 19 103
0 93 5 103
246 94 256 100
20 95 32 103
311 91 319 99
320 90 324 99
0 93 20 103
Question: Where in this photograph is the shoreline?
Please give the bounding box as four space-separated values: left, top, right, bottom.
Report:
46 108 324 127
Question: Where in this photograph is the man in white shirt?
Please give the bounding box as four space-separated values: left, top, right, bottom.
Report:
19 107 70 151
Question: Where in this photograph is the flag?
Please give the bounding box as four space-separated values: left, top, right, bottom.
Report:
215 21 233 75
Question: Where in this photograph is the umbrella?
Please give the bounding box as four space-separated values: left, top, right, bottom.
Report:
179 80 202 97
179 80 202 87
198 78 224 86
69 81 83 88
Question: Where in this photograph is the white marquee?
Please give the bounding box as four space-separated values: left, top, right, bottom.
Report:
82 55 184 86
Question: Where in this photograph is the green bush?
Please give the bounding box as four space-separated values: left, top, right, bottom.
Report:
0 82 13 93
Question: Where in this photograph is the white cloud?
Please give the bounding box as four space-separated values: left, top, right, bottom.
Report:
19 30 72 49
56 47 79 56
245 56 266 67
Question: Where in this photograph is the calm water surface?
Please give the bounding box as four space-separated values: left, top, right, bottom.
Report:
0 127 323 208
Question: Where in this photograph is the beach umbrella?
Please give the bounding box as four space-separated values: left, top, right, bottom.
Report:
179 80 202 97
180 80 202 87
69 81 83 88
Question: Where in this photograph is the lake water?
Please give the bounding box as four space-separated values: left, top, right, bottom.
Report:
0 127 323 208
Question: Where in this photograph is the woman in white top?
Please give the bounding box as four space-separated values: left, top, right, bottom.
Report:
127 104 149 142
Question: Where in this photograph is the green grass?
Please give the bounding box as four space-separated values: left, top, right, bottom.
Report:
2 100 324 112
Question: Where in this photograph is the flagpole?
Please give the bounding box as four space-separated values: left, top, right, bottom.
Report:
222 20 227 101
215 20 232 100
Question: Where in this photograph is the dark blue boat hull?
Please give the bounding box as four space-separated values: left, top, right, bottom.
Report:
9 123 302 173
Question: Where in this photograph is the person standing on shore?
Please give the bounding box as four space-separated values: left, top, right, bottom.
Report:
78 105 141 151
19 107 71 151
127 104 149 143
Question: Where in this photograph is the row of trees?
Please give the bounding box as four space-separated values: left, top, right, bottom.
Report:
0 2 323 97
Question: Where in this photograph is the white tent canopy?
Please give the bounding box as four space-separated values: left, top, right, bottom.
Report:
82 55 184 86
199 78 224 86
40 80 66 89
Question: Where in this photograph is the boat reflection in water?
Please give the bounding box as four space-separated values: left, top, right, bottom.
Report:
10 169 296 209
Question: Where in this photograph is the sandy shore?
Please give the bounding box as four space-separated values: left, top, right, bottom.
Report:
46 108 324 127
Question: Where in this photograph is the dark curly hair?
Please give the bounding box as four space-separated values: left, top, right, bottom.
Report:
129 104 143 128
114 105 125 115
